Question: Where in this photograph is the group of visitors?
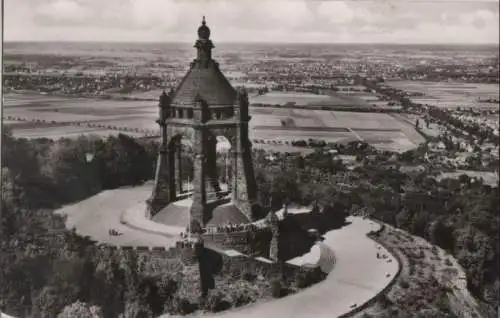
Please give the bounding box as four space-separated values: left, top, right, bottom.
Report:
176 240 196 248
205 223 259 234
108 228 123 236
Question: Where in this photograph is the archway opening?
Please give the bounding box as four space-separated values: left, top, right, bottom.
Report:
204 134 232 202
168 134 194 198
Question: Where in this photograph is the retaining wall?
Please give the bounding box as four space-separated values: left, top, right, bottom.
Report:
210 244 322 285
81 234 196 265
203 228 272 257
77 229 320 285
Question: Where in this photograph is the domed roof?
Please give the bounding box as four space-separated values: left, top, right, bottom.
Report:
170 63 237 106
170 16 237 107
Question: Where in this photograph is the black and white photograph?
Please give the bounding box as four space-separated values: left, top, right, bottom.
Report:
1 1 499 317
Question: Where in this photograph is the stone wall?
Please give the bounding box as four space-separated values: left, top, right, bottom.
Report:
203 228 272 257
278 215 317 261
77 233 323 290
81 234 197 268
201 214 317 262
209 245 321 284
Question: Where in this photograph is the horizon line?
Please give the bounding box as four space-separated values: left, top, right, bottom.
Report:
4 40 500 46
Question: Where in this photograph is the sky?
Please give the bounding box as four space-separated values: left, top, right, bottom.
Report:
3 0 500 44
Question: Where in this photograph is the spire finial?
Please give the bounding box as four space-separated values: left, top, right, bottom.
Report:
197 16 210 40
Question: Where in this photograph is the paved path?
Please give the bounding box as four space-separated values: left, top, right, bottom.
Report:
55 183 311 246
288 242 336 274
162 217 399 318
56 186 399 318
54 183 179 247
122 201 185 237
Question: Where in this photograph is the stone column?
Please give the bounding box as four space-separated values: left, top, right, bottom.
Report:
168 147 176 202
230 148 238 202
189 128 206 228
226 152 232 192
269 213 280 262
205 135 221 198
177 142 183 194
147 144 172 216
234 148 253 219
190 153 206 227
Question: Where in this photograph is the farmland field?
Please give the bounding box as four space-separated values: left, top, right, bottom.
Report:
11 125 146 139
3 93 158 135
386 80 499 109
249 107 425 152
125 89 165 100
250 91 372 107
3 92 424 152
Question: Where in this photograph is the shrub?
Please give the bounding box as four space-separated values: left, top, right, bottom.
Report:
203 290 232 313
418 250 425 259
231 289 257 307
242 271 257 283
229 267 243 281
390 308 400 316
294 270 323 289
269 278 291 298
122 301 153 318
270 279 282 298
58 301 103 318
295 272 309 289
409 264 416 276
431 246 438 255
170 294 198 315
399 279 410 289
378 293 393 309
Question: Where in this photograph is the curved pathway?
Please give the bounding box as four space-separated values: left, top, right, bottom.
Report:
54 184 179 247
288 241 336 274
190 217 398 318
56 185 399 318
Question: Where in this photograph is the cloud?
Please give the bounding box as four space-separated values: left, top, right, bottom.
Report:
4 0 499 43
317 2 355 24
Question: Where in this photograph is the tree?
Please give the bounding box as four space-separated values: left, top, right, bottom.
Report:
34 286 71 318
395 208 412 230
94 134 153 189
410 211 430 237
58 301 103 318
42 139 100 204
122 300 153 318
427 219 455 251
